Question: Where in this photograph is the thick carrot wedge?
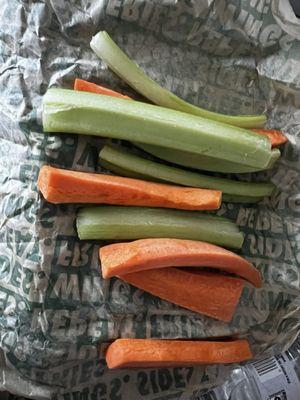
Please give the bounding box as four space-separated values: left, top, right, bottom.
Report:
118 268 244 321
74 78 131 100
38 165 221 210
252 128 287 148
105 338 253 368
100 238 261 287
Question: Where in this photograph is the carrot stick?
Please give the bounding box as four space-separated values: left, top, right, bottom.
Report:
118 268 244 321
74 78 131 100
38 165 221 211
74 80 287 148
105 338 253 368
252 128 287 148
99 238 261 287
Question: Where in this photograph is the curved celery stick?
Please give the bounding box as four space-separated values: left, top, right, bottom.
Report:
77 206 244 249
99 145 275 198
136 143 280 173
101 159 263 203
43 89 272 169
90 31 266 128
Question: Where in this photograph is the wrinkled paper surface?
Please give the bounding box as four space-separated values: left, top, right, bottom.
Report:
0 0 300 398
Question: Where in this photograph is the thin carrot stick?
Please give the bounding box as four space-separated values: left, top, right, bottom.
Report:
106 338 253 368
99 238 261 287
38 165 221 210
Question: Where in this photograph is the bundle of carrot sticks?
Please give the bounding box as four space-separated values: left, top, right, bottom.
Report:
38 31 288 369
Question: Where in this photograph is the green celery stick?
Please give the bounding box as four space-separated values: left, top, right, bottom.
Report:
90 31 266 128
43 89 272 169
100 159 155 181
77 206 244 249
101 159 263 203
99 145 275 198
135 142 280 173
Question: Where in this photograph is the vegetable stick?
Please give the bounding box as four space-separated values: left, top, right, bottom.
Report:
99 145 275 198
76 206 244 249
136 142 280 174
74 78 131 99
43 89 273 169
118 268 244 321
252 128 287 148
38 165 221 210
105 338 253 368
77 80 286 149
99 238 262 287
90 31 266 129
100 158 265 203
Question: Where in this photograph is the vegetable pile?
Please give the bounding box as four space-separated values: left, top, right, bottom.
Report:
39 31 288 369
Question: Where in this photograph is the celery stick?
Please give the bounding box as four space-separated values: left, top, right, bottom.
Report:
136 143 280 173
100 159 155 181
77 206 244 248
99 145 275 198
101 159 263 203
90 31 266 129
43 89 272 169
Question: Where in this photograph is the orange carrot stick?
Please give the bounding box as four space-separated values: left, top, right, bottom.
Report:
74 78 131 100
118 268 244 321
252 128 287 148
106 338 253 368
99 238 261 287
38 165 221 210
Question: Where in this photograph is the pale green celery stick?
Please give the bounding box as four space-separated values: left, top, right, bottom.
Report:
43 89 272 169
135 143 280 173
99 145 275 198
77 206 244 249
90 31 266 128
101 159 263 203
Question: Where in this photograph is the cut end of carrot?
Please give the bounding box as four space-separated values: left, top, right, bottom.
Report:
252 128 288 148
74 78 132 100
38 165 58 203
105 338 253 369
